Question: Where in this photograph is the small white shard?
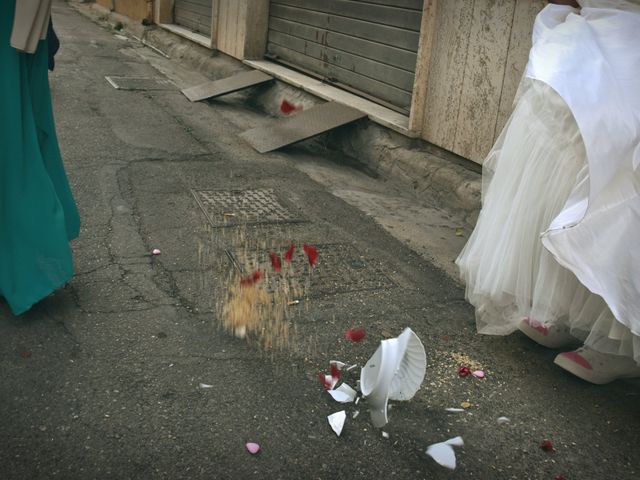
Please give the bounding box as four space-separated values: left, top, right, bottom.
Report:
426 436 464 470
382 431 390 439
328 411 346 436
445 408 466 413
199 383 213 389
346 364 359 372
328 390 352 403
322 374 339 390
445 436 464 447
328 383 357 403
355 397 360 405
115 34 128 41
497 416 510 424
352 410 360 419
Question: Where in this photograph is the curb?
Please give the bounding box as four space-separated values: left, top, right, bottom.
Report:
67 1 482 222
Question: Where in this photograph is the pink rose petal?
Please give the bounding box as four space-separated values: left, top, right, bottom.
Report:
152 248 161 255
245 442 260 454
558 351 593 370
471 370 485 378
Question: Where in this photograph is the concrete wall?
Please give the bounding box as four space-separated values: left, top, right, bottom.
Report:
415 0 545 164
96 0 151 20
215 0 269 60
153 0 268 59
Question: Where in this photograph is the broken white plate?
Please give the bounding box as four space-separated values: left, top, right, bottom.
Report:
497 416 511 424
321 374 339 390
426 436 464 470
360 327 427 427
327 411 346 436
330 360 346 370
199 383 214 389
445 408 465 413
328 383 357 403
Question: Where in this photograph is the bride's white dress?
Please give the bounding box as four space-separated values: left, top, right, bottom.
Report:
456 0 640 364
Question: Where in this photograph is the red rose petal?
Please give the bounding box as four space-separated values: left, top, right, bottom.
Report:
540 440 554 452
458 366 471 377
318 372 332 390
269 253 282 273
303 243 318 268
240 270 264 287
284 244 296 263
280 99 298 115
554 476 566 480
345 328 366 342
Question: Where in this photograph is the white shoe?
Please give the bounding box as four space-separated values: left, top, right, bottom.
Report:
517 317 576 349
554 346 640 385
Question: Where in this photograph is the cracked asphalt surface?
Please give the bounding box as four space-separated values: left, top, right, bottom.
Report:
1 2 638 479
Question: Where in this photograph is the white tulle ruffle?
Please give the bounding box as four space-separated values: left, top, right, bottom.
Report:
456 79 640 365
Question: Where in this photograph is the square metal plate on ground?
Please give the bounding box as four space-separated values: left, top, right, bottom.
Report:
192 188 305 227
225 243 396 298
239 101 367 153
181 70 273 102
105 76 175 91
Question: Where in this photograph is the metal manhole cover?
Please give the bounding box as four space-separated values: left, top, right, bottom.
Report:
192 189 305 227
226 243 396 297
105 76 175 91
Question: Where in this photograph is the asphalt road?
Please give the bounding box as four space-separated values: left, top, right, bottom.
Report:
1 2 638 479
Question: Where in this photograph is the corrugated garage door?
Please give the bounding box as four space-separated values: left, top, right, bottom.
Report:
267 0 422 114
174 0 213 36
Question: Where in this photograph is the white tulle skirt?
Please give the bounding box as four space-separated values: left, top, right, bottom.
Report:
456 79 640 365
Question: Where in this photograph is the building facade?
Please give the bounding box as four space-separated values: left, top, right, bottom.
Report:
110 0 546 164
96 0 153 21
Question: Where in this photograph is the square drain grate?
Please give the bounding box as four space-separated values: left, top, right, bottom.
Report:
226 243 396 297
192 188 305 227
105 76 175 91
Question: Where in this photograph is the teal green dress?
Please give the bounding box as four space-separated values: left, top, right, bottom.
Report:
1 0 80 315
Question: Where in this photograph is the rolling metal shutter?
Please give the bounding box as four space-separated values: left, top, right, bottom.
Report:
174 0 213 36
267 0 423 114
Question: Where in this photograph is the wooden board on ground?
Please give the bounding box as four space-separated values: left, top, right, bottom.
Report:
181 70 273 102
239 101 366 153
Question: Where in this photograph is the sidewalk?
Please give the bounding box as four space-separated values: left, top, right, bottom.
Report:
0 2 638 479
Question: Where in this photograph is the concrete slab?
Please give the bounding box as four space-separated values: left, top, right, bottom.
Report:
239 101 366 153
181 70 273 102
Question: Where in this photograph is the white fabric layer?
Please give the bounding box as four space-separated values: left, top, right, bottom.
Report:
526 3 640 338
456 79 640 364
